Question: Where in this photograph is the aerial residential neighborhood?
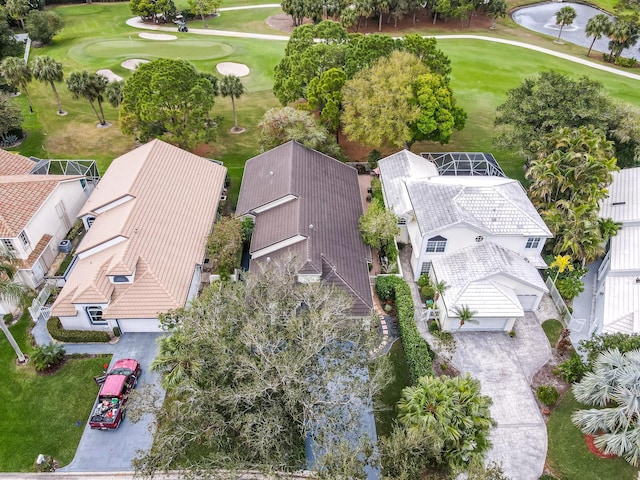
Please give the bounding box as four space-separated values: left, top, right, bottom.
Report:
1 1 640 480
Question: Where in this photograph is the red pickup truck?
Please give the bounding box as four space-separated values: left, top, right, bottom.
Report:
89 358 141 430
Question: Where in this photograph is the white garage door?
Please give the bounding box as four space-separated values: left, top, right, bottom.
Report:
517 295 538 311
117 319 162 333
457 317 508 332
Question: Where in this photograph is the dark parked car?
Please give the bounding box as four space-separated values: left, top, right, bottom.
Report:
89 358 141 430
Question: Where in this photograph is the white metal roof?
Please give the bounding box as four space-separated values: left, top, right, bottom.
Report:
600 167 640 225
449 280 524 318
610 225 640 273
603 275 640 335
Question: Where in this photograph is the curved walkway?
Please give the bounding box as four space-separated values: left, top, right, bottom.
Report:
126 8 640 81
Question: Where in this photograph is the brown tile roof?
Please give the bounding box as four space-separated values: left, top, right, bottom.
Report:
237 141 373 317
0 175 83 237
0 149 35 175
52 139 227 320
20 234 52 269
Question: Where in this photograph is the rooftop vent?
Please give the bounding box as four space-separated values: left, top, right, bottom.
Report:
613 201 626 206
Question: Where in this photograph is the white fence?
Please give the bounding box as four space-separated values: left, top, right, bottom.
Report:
28 282 54 323
545 277 572 328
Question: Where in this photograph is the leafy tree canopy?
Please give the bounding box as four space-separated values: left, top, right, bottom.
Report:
120 58 217 150
206 215 242 279
359 198 400 251
0 92 22 139
132 262 387 477
25 10 63 44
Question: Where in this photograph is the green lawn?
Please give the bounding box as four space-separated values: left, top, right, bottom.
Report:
542 319 564 347
373 341 412 438
0 315 111 471
546 391 638 480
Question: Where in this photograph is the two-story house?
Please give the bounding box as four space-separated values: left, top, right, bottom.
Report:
378 150 551 332
51 139 227 332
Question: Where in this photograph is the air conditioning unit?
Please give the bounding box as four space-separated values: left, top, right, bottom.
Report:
58 240 72 254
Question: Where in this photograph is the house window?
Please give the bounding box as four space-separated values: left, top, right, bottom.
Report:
420 261 431 276
86 216 96 228
525 237 541 249
113 275 129 283
86 306 106 325
19 231 29 246
426 235 447 253
1 238 16 253
397 217 407 226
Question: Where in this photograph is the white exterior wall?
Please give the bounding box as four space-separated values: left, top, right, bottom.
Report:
22 179 87 261
59 302 111 332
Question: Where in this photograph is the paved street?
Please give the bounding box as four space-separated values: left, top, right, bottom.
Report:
451 314 551 480
57 333 165 472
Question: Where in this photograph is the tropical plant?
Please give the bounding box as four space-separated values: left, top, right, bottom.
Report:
31 343 66 372
397 374 495 470
31 55 64 114
105 80 125 108
5 0 30 30
433 280 449 301
151 330 202 389
453 304 478 331
555 6 577 43
0 250 28 363
0 93 22 140
219 74 245 131
571 348 640 466
579 332 640 364
549 255 573 282
585 14 612 57
555 351 588 383
607 18 640 61
66 71 109 125
555 275 585 301
0 57 33 113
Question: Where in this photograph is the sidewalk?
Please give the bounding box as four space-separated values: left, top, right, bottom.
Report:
31 315 117 354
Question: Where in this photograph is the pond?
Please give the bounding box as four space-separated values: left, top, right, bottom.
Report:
512 2 637 59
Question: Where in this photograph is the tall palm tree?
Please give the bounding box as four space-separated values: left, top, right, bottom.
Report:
220 74 245 131
572 348 640 467
105 80 125 108
5 0 30 30
0 250 28 363
31 56 65 115
585 14 611 57
555 6 577 43
433 280 449 302
151 331 203 389
0 57 34 113
453 305 478 332
66 71 108 125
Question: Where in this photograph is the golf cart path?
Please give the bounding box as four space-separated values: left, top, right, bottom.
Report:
126 9 640 81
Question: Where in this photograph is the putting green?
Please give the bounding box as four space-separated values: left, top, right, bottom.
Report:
68 38 235 65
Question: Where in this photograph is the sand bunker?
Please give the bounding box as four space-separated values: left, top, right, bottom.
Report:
121 59 149 70
96 69 123 82
138 32 177 41
216 62 250 77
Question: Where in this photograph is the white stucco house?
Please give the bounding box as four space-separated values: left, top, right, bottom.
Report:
595 167 640 335
0 149 90 312
378 150 552 332
50 139 227 333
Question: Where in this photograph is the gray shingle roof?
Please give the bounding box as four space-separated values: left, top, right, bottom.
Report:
237 141 373 317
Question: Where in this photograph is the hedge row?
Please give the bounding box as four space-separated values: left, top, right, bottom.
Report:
47 316 111 343
376 276 433 382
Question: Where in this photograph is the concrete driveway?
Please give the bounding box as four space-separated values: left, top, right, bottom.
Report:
451 313 551 480
58 333 166 472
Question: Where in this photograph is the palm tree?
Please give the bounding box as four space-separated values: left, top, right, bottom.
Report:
0 57 34 113
598 217 621 242
433 280 449 302
220 75 245 131
151 331 203 389
453 304 478 332
571 348 640 467
585 14 611 57
105 80 125 108
31 56 65 115
66 71 108 125
397 374 495 469
0 250 28 363
555 6 577 43
487 0 507 30
608 18 640 61
5 0 30 30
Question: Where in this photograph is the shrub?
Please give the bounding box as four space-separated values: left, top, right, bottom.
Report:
383 240 398 264
555 276 584 301
556 351 588 383
32 343 66 372
3 312 12 324
370 177 384 203
539 475 558 480
47 316 111 343
420 284 435 302
375 276 434 382
428 320 440 333
368 149 381 169
417 273 430 288
536 385 559 406
66 219 84 241
580 332 640 364
113 326 121 337
375 275 397 301
615 56 637 67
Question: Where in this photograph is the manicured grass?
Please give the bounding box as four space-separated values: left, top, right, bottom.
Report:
373 341 412 438
546 391 637 480
184 7 285 34
0 314 111 471
542 319 564 347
